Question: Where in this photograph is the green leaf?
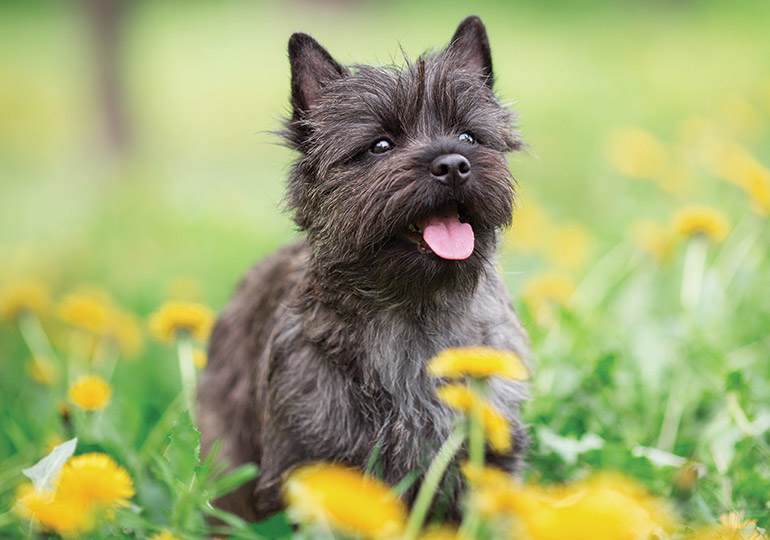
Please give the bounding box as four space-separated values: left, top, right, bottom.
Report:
164 411 200 486
209 463 258 499
22 437 77 491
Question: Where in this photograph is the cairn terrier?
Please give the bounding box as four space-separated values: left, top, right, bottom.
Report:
198 15 530 520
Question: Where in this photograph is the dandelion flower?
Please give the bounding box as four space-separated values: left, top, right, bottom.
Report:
28 355 59 386
607 127 667 179
55 453 135 512
521 273 575 325
285 463 407 539
427 347 529 381
507 199 554 252
544 223 591 272
68 375 112 411
672 206 730 243
493 473 676 540
631 220 676 262
13 482 92 536
719 510 757 532
436 384 513 453
149 301 214 343
58 290 112 335
418 527 473 540
0 280 48 322
149 532 184 540
104 308 144 357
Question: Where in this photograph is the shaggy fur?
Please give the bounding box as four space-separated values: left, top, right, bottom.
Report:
198 15 531 521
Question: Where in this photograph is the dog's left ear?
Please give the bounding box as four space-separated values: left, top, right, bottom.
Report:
446 15 494 87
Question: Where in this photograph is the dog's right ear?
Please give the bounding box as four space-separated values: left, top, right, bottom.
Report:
289 33 348 120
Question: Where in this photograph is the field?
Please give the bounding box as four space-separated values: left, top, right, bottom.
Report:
1 1 769 538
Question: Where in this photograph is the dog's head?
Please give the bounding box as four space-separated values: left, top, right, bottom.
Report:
282 16 521 306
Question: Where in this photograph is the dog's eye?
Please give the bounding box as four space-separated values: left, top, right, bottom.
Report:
371 139 394 155
459 132 475 144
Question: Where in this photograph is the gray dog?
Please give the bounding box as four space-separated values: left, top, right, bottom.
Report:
198 15 530 521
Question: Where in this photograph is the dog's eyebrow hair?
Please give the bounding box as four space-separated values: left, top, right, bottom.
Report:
415 55 426 118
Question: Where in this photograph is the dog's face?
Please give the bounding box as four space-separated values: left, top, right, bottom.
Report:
283 17 521 304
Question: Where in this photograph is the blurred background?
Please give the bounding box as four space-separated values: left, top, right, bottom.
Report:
1 0 768 305
2 0 770 529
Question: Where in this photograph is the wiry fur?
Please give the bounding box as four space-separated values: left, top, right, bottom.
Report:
198 16 531 521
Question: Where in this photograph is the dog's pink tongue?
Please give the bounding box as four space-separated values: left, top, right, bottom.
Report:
421 212 475 260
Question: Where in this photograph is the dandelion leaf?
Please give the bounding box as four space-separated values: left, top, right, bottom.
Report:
22 437 78 491
165 411 200 486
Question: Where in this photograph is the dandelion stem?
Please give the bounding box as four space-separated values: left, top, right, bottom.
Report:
468 380 485 469
657 370 684 453
177 333 198 424
680 236 708 312
17 311 59 363
404 424 466 540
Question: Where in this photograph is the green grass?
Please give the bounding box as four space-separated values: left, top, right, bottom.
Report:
1 1 769 537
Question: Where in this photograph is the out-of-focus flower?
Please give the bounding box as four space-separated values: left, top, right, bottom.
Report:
55 453 135 512
672 206 730 243
465 471 675 540
521 272 575 325
0 280 49 322
544 223 591 272
631 220 676 262
607 127 667 179
149 301 214 343
58 290 112 335
427 347 529 381
166 277 203 301
436 384 513 453
13 483 91 536
692 509 764 540
705 143 770 216
193 349 208 370
285 463 406 539
104 308 144 358
68 375 112 412
28 355 59 386
148 532 183 540
507 199 554 252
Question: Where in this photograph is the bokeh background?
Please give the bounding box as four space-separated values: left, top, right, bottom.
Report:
2 0 770 534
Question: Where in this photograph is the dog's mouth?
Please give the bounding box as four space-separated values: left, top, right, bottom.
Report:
402 203 475 260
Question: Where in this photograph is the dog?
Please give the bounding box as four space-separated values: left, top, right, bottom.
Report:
198 15 530 521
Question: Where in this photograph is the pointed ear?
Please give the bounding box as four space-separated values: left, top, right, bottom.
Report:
446 15 494 87
289 33 348 119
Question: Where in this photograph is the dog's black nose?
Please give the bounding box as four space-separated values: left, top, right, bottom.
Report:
430 154 471 188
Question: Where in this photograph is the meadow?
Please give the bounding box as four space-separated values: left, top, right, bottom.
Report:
1 1 769 538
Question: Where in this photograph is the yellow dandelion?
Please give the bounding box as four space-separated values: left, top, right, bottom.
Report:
507 199 554 252
193 349 208 369
58 290 112 335
521 272 575 326
461 463 516 516
285 463 407 539
28 355 59 386
428 346 529 381
149 301 214 343
68 375 112 412
672 206 730 243
631 220 676 262
607 127 667 179
149 532 184 540
166 276 203 301
495 473 676 540
743 167 770 216
55 453 135 512
0 279 48 322
13 483 92 536
104 308 144 357
544 223 591 273
719 510 757 532
436 384 513 453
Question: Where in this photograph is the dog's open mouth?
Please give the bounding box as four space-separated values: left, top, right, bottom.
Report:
403 203 475 260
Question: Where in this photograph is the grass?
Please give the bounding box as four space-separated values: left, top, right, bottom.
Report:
1 1 769 538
